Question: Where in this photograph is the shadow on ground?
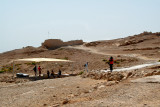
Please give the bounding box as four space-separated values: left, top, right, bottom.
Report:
16 74 77 81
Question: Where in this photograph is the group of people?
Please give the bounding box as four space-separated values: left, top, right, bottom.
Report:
47 69 61 78
33 66 62 78
33 65 42 76
33 56 114 77
84 56 114 72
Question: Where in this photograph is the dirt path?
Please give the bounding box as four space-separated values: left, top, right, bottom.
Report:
67 45 160 71
67 45 156 61
67 45 114 56
101 62 160 72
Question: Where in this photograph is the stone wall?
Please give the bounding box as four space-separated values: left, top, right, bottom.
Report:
42 39 83 49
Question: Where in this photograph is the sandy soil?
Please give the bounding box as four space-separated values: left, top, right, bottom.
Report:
0 76 159 107
0 33 160 107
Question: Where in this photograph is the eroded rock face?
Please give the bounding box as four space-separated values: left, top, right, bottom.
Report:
42 39 83 50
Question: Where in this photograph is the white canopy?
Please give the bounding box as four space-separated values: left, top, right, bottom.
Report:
13 58 73 62
11 58 74 77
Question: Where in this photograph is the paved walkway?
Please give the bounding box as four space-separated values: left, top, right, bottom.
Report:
131 75 160 83
101 62 160 72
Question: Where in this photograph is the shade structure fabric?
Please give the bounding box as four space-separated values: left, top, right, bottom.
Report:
11 58 74 77
13 58 73 62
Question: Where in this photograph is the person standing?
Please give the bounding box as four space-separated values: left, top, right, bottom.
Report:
33 65 37 76
84 62 89 72
58 69 61 78
51 70 55 78
38 66 42 76
47 70 50 78
109 56 114 72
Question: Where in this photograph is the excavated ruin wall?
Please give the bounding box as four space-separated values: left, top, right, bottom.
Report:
64 40 84 46
42 39 83 49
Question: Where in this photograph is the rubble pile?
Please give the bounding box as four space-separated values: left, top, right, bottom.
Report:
81 71 125 81
81 69 160 81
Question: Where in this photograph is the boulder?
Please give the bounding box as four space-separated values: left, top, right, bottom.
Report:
127 72 132 78
62 99 69 104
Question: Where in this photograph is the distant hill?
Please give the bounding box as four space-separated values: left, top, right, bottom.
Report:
84 31 160 48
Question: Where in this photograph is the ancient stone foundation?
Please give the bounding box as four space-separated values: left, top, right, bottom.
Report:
42 39 83 50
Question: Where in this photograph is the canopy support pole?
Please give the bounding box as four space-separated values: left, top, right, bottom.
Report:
72 63 74 74
12 61 15 78
36 63 37 78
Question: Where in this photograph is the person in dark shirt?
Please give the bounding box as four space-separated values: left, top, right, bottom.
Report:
58 69 61 78
47 70 50 78
33 65 37 76
51 70 55 78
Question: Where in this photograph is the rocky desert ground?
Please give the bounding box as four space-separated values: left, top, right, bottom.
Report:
0 32 160 107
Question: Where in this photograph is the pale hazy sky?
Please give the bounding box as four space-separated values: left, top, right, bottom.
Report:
0 0 160 53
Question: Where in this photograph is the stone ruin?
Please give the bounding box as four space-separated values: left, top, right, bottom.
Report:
41 39 83 50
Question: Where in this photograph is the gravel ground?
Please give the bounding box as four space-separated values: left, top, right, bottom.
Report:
0 76 160 107
64 82 160 107
0 33 160 107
